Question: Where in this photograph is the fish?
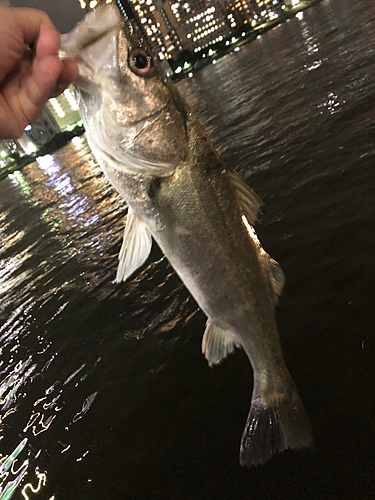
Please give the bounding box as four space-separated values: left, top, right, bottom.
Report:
61 4 312 466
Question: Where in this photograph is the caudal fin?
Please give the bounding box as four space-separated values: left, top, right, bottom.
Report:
239 378 312 467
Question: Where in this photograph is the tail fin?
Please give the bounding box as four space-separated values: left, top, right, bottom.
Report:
240 377 312 467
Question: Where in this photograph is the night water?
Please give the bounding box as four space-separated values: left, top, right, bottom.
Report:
0 0 374 497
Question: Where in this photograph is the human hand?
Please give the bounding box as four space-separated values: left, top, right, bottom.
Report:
0 7 79 140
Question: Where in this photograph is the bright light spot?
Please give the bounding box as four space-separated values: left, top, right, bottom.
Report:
241 32 245 36
292 0 300 4
89 0 97 8
231 37 236 43
72 136 82 148
234 47 240 51
188 72 193 77
212 59 216 64
24 125 32 131
306 60 322 71
242 215 261 245
63 89 79 111
36 155 54 169
21 471 47 499
175 66 182 73
79 0 86 8
225 40 229 45
183 62 189 68
0 150 7 158
296 11 303 19
24 141 37 155
50 98 65 118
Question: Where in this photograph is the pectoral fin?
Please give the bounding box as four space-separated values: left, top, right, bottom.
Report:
116 208 152 283
202 320 240 367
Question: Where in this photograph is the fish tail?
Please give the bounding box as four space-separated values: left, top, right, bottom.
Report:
239 373 312 467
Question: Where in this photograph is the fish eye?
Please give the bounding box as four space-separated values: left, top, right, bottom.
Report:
128 49 154 77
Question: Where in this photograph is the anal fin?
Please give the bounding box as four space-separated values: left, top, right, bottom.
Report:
202 320 240 367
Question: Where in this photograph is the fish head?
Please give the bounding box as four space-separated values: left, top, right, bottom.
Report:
61 4 188 175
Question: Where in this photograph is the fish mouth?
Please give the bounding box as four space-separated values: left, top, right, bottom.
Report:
62 26 119 95
74 56 94 84
60 3 122 89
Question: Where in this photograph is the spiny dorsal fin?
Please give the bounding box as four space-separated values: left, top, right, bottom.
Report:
116 207 152 283
202 320 240 367
228 170 263 225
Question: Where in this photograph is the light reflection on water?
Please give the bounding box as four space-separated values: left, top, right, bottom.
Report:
0 132 195 498
0 137 122 498
0 0 374 498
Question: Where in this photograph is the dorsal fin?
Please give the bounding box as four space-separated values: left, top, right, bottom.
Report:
241 214 286 306
116 208 152 283
228 170 263 225
261 251 286 305
202 320 241 367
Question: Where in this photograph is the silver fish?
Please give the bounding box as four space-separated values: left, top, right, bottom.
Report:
61 4 312 466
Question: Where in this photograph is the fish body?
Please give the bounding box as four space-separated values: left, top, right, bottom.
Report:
61 5 312 466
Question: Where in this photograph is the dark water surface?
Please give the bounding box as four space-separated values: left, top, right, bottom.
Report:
1 0 374 498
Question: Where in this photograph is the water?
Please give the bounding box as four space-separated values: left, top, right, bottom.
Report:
0 0 374 498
